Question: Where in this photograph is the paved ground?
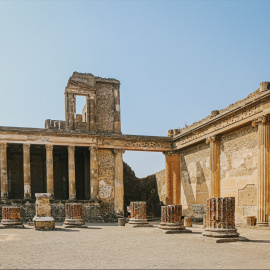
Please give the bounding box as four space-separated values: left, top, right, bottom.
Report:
0 221 270 269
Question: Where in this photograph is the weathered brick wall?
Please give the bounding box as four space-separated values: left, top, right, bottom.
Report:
97 149 115 221
220 124 258 224
96 83 115 133
180 142 210 219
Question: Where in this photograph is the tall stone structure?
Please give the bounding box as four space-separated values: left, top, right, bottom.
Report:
0 72 172 222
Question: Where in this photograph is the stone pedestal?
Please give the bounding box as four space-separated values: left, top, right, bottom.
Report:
0 206 24 228
128 202 152 227
159 205 191 234
118 218 125 226
244 216 256 226
202 197 242 243
203 214 206 229
184 217 192 227
33 193 55 230
64 203 85 228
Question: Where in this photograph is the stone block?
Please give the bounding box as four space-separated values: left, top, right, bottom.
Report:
244 216 256 226
1 206 24 228
118 218 125 226
184 217 192 227
64 203 85 228
34 217 55 230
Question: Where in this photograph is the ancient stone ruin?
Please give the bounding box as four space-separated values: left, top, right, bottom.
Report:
0 72 269 228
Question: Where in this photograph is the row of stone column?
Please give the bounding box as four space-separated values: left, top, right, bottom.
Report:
0 144 124 215
165 115 270 226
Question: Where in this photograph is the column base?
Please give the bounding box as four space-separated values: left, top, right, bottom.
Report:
202 228 239 238
256 222 269 227
0 224 24 229
63 219 86 228
159 222 191 234
33 217 55 230
127 223 153 228
128 218 152 227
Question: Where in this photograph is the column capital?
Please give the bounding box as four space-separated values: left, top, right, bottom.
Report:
68 145 75 152
23 144 31 151
0 142 7 150
89 146 98 154
163 151 175 156
206 135 219 144
45 144 53 151
113 148 125 155
252 114 270 127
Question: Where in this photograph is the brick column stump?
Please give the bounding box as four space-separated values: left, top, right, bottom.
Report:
64 203 86 228
202 197 247 243
159 205 191 234
0 206 24 228
33 193 55 230
128 202 152 227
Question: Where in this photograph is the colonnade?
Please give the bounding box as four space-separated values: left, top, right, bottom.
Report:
0 143 125 215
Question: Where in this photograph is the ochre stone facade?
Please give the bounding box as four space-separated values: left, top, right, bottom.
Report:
0 72 269 226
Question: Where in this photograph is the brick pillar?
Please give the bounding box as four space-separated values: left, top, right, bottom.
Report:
128 201 152 227
203 197 240 241
206 136 220 198
252 116 270 226
64 203 85 227
0 143 8 200
23 144 31 199
159 205 191 233
68 146 76 200
89 94 97 132
1 206 24 228
164 152 180 205
114 148 125 216
65 93 75 130
113 86 121 134
46 145 54 197
89 146 98 201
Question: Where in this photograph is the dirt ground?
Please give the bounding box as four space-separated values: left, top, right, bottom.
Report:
0 221 270 269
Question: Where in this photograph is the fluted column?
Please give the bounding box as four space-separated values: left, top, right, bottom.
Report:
206 136 220 198
89 146 98 201
164 151 180 205
0 143 8 199
114 148 125 216
23 144 31 199
46 145 54 197
68 146 76 200
252 116 270 226
113 86 121 133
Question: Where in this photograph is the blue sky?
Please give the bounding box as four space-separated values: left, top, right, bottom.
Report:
0 0 269 177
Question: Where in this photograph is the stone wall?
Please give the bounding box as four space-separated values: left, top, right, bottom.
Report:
97 149 115 221
96 83 115 133
220 124 258 224
180 142 210 220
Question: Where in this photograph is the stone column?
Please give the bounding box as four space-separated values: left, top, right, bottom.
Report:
0 143 8 200
46 145 54 197
202 197 240 242
164 152 180 205
114 148 125 216
68 146 76 200
23 144 31 199
128 201 152 227
113 86 121 134
89 94 97 132
89 146 98 201
159 205 191 234
206 136 220 198
64 203 85 227
252 116 270 226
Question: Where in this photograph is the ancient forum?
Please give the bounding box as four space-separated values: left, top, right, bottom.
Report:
0 72 269 226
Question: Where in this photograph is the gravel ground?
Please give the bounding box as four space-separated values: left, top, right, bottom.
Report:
0 221 270 269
